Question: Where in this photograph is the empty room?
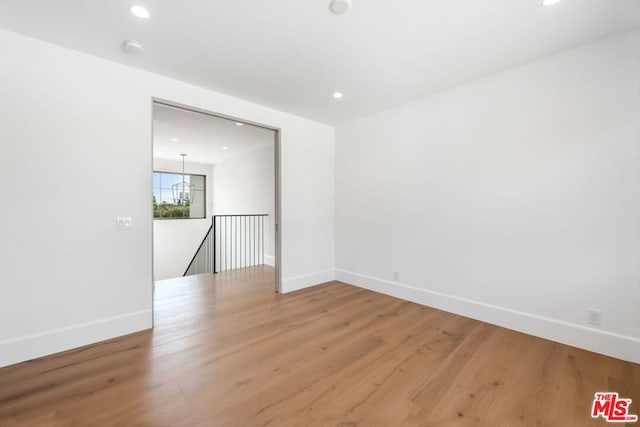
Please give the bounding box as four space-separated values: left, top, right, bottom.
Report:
0 1 638 426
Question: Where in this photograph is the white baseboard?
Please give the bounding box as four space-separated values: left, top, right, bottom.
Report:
335 269 640 364
264 255 276 267
281 269 335 293
0 310 152 368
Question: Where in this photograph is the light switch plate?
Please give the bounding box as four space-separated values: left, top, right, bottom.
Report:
116 217 132 230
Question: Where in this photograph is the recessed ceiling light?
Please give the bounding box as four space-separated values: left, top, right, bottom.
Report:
542 0 562 6
170 138 179 142
130 5 150 19
199 157 205 161
235 122 244 126
330 0 352 14
222 146 229 151
333 92 343 99
122 40 144 55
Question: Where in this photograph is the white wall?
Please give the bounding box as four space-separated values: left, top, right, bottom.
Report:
153 159 213 280
213 145 276 265
0 28 335 367
335 30 640 363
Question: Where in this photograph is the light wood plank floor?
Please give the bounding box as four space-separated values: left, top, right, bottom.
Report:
0 266 638 426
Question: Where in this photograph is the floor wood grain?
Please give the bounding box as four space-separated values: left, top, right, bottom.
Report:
0 266 638 426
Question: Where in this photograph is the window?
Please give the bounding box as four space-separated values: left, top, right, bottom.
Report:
153 171 206 219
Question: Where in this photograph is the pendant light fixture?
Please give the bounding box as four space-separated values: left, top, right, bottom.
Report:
172 153 195 206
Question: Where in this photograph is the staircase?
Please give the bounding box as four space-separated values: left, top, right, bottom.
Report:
184 214 267 276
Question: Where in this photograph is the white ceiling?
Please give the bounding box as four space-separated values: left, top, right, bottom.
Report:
0 1 638 124
153 103 274 165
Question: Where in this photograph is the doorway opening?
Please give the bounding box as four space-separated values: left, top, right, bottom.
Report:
151 100 281 299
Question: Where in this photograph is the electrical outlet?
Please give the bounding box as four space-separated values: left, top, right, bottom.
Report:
587 309 601 326
393 271 399 282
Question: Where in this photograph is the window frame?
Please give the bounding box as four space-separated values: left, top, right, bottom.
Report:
153 170 207 220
